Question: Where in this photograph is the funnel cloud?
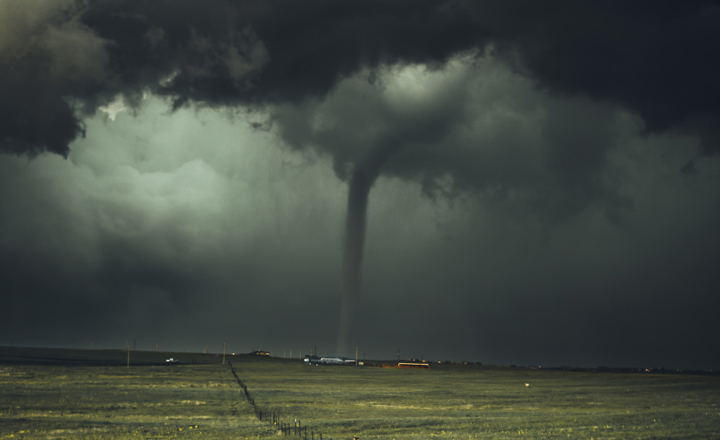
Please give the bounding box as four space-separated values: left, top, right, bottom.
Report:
337 144 405 355
336 169 370 357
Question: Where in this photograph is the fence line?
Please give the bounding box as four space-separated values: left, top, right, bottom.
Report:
227 361 331 440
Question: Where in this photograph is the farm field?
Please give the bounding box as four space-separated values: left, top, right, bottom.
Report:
2 347 720 439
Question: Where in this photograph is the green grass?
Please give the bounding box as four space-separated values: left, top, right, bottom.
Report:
0 348 265 439
235 360 720 439
2 347 720 439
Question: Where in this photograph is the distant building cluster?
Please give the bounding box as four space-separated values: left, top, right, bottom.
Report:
304 355 361 366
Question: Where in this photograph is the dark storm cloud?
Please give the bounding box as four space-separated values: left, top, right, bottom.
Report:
0 0 108 156
3 0 720 368
1 0 487 156
462 1 720 142
3 0 719 157
270 58 631 222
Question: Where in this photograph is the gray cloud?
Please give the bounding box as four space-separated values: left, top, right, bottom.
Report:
3 0 719 157
0 0 109 156
270 55 633 221
1 95 719 367
2 0 720 369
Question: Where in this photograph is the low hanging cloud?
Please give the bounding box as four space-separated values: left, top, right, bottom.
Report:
271 54 632 221
0 0 109 156
2 0 719 159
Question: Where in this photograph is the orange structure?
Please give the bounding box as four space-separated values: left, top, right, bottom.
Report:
397 362 430 369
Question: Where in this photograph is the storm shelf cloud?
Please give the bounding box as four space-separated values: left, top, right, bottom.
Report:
1 0 720 369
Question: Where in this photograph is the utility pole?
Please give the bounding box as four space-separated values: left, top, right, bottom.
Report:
127 345 130 368
223 342 226 365
397 348 400 361
355 346 358 366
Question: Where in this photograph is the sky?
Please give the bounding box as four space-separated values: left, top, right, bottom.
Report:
1 0 720 369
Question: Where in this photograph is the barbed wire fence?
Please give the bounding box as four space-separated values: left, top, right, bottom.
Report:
228 361 333 440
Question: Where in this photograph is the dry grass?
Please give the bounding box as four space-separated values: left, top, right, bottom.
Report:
0 362 266 439
1 348 720 439
237 359 720 439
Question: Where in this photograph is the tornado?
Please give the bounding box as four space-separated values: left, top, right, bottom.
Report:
336 145 398 356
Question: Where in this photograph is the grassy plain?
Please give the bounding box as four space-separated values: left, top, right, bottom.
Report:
2 347 720 439
0 347 263 439
237 359 720 439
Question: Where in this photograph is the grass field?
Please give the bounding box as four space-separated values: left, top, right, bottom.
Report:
2 347 720 439
0 347 265 439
